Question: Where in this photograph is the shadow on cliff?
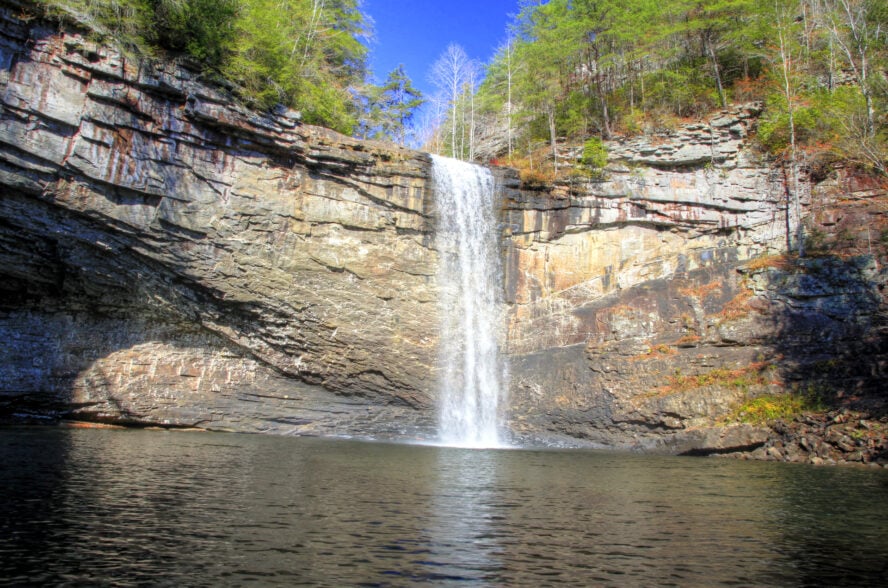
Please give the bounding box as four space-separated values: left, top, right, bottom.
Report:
0 189 264 426
762 255 888 418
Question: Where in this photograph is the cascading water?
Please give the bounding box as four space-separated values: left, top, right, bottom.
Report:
431 154 508 448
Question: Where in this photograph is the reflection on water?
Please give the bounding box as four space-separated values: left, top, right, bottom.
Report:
420 449 501 582
1 428 887 586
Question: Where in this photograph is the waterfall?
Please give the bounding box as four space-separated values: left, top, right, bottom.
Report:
431 155 507 448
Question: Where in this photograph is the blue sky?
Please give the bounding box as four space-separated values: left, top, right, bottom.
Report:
363 0 520 100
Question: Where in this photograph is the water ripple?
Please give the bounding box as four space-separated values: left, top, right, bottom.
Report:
2 429 888 586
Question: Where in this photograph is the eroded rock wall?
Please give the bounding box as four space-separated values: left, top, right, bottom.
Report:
0 9 438 435
1 11 884 458
501 105 888 454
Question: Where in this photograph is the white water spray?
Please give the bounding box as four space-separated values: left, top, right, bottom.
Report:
431 155 507 448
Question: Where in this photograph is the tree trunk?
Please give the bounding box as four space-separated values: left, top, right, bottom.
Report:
592 46 612 139
506 38 513 160
548 107 558 174
640 61 646 116
829 0 876 136
600 90 612 139
706 36 727 109
777 9 804 257
469 84 476 162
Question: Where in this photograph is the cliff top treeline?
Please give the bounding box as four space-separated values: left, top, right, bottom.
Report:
19 0 887 180
24 0 372 133
430 0 886 180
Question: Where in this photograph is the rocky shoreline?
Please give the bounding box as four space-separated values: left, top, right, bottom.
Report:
734 411 888 467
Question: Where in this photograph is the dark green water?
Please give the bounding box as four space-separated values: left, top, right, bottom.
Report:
1 428 887 586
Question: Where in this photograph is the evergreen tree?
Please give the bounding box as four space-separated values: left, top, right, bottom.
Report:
669 0 760 108
376 65 425 145
151 0 239 66
32 0 370 134
225 0 369 132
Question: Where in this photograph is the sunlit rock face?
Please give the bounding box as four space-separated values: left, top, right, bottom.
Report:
0 9 440 435
500 109 888 453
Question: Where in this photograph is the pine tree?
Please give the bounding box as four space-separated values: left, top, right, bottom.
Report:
225 0 369 132
361 65 425 145
151 0 239 66
668 0 760 108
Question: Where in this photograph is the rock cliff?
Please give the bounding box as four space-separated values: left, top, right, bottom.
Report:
0 7 439 436
1 9 885 461
502 112 888 461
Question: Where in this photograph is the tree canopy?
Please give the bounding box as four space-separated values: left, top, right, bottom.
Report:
357 65 425 145
433 0 887 177
32 0 374 134
28 0 888 173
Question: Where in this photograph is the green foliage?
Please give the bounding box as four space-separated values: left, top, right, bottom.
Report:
642 64 722 119
35 0 153 48
151 0 239 66
358 65 425 145
468 0 886 176
469 0 775 164
222 0 368 132
731 391 825 424
659 361 777 396
31 0 370 134
552 92 589 139
820 86 888 174
757 85 885 173
580 137 607 170
757 93 828 154
804 225 830 252
619 108 645 135
29 0 888 168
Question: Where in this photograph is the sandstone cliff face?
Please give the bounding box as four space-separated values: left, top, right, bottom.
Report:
1 11 885 459
0 9 439 435
502 115 888 456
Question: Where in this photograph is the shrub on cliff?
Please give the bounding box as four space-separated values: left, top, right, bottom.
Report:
579 137 608 177
758 86 887 176
29 0 369 134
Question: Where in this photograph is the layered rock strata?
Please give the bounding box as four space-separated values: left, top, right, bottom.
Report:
0 9 437 435
502 123 888 457
1 10 885 459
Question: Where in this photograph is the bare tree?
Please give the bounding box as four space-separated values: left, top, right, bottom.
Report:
430 44 472 158
774 0 805 257
295 0 326 69
416 93 447 154
820 0 881 137
814 0 886 175
503 35 515 159
466 59 481 161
